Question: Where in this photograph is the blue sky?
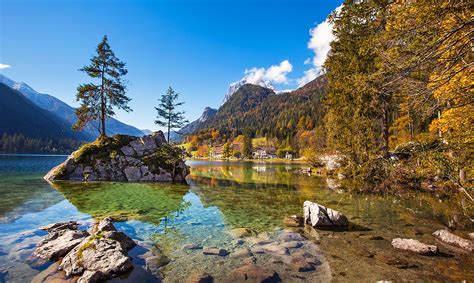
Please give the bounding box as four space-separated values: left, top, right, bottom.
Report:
0 0 343 131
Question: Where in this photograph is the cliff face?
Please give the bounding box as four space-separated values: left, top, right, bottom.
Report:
44 131 189 182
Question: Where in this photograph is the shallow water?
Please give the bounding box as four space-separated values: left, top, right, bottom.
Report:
0 156 472 282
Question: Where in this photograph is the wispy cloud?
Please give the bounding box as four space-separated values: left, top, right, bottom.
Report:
0 63 11 70
297 5 343 87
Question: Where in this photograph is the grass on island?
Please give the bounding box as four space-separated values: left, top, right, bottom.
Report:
73 135 135 164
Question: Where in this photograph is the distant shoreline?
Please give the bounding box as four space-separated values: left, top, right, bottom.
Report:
0 153 69 157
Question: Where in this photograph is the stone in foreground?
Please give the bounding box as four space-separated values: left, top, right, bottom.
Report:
432 229 473 252
283 215 304 227
34 223 89 260
35 218 136 282
44 131 189 182
391 238 439 255
303 201 348 227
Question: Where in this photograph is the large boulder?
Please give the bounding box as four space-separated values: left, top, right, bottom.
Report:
303 201 348 227
44 131 189 183
432 229 473 252
35 218 137 283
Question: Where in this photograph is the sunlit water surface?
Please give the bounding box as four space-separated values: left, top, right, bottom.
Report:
0 156 472 282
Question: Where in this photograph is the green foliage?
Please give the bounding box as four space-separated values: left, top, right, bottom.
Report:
74 35 131 137
143 143 190 180
73 135 134 164
155 87 188 142
0 133 83 154
198 79 326 142
242 135 253 159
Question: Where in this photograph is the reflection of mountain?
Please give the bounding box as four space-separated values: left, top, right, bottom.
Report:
50 182 189 225
188 163 327 232
0 177 64 224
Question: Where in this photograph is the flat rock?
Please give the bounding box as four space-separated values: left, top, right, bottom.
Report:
303 201 348 227
263 244 289 256
391 238 438 255
228 264 281 283
202 247 229 256
186 271 213 283
102 231 136 250
34 229 89 260
230 248 252 258
432 229 473 252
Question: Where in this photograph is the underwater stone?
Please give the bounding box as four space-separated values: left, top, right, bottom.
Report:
432 230 473 252
391 238 439 255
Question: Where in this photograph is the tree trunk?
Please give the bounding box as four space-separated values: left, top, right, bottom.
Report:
100 65 107 137
381 98 389 157
167 108 171 143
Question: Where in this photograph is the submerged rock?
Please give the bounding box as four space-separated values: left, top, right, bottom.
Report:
228 264 281 283
186 271 214 283
44 131 189 182
391 238 439 255
202 247 229 256
303 201 348 227
229 227 255 238
432 229 473 252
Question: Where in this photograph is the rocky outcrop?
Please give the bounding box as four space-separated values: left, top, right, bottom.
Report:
44 131 189 182
34 221 89 260
432 229 474 252
303 201 348 227
391 238 439 255
35 218 136 282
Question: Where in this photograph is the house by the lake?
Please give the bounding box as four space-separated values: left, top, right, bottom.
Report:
253 147 277 159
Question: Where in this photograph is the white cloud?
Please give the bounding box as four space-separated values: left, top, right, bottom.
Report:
0 63 11 69
244 60 293 85
297 4 343 87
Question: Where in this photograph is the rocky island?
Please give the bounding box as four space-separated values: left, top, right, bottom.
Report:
44 131 189 182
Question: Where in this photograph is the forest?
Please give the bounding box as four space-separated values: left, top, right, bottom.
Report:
185 0 472 193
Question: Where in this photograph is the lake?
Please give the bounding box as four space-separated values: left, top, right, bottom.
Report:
0 155 472 282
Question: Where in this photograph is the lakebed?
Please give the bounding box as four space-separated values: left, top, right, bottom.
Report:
0 156 472 282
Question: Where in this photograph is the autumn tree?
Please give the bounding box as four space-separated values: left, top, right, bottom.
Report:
155 87 188 143
74 35 131 137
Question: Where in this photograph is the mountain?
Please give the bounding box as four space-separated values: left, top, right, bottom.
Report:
223 78 275 104
180 107 217 136
197 75 327 138
0 74 144 140
0 83 86 153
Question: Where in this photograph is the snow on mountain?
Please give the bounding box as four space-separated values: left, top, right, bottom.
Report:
223 78 276 104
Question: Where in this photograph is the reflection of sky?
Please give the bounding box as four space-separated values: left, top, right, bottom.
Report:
115 191 232 250
0 200 90 239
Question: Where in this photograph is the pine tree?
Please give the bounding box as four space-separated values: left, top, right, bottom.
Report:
242 135 253 159
155 87 188 143
73 35 130 137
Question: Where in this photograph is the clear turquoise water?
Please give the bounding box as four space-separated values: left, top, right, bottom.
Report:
0 156 472 282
